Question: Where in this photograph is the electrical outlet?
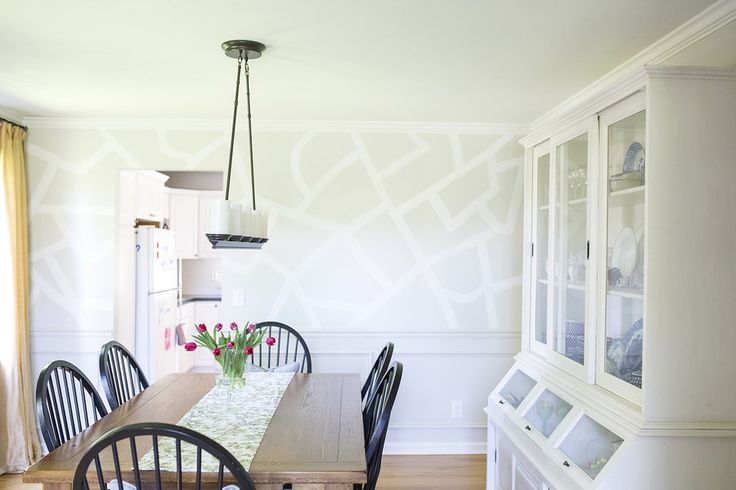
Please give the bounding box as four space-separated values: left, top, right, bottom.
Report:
451 400 463 419
232 288 245 307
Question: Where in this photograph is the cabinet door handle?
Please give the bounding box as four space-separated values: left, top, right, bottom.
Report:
563 460 570 468
498 399 504 405
525 425 531 431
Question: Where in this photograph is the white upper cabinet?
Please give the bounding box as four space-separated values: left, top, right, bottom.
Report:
134 171 169 222
169 193 199 259
168 191 223 259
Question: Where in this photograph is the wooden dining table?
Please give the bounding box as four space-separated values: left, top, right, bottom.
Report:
23 373 367 489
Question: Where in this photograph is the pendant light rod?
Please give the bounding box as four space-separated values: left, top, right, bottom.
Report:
224 52 243 201
244 58 257 211
221 40 265 203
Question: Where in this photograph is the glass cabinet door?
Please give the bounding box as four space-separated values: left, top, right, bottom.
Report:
531 145 551 349
550 126 593 372
498 370 537 409
558 414 624 480
598 94 646 399
523 389 573 438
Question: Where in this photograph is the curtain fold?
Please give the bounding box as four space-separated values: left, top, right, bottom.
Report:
0 121 41 473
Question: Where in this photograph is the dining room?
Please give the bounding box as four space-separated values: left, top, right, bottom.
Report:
2 1 736 490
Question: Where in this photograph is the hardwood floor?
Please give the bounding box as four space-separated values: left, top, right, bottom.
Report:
377 454 486 489
0 454 486 489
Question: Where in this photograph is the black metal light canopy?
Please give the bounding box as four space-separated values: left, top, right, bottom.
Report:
206 39 269 250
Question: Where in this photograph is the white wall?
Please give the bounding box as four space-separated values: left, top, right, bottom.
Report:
25 120 525 453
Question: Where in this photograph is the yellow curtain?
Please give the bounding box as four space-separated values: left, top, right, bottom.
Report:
0 121 41 473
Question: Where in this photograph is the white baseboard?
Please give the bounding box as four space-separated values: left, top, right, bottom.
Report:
383 441 487 455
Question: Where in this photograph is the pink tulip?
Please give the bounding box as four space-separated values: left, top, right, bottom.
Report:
184 342 197 352
266 336 276 346
247 323 255 333
196 323 206 333
244 346 254 355
213 348 221 356
215 322 223 331
230 322 238 330
226 341 235 349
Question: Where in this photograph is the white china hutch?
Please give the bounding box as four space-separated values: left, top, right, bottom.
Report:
486 66 736 490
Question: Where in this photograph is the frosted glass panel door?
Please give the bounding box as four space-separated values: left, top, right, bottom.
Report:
603 109 645 389
559 415 624 480
552 133 589 365
524 389 573 438
499 370 537 409
533 150 551 346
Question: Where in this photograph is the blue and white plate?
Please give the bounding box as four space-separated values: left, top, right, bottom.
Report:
621 319 643 373
623 142 645 173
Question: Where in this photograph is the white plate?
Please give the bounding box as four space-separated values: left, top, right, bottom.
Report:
635 224 645 274
612 227 636 278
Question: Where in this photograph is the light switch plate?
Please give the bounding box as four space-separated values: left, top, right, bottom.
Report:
232 288 245 307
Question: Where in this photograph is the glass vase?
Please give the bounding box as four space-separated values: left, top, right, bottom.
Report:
216 349 247 389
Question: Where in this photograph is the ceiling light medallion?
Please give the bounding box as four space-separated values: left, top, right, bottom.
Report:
206 40 269 250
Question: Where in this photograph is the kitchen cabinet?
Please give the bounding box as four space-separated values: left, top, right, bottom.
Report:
487 66 736 489
169 192 199 258
135 171 169 222
167 191 222 259
192 300 220 368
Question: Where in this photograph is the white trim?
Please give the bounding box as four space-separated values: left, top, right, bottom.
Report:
22 117 530 135
0 106 25 125
644 65 736 80
301 330 521 338
639 421 736 437
520 0 736 147
383 441 486 455
30 328 520 337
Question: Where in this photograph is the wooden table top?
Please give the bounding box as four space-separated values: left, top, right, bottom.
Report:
24 373 367 489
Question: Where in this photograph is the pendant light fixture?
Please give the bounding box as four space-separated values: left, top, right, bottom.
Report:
206 40 269 249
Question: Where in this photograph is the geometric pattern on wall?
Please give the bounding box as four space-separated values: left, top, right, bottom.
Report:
25 125 525 334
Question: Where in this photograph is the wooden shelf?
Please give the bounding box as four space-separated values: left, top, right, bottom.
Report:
569 197 587 206
608 185 647 206
538 279 585 291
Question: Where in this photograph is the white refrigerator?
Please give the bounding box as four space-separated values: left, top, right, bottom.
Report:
135 227 179 382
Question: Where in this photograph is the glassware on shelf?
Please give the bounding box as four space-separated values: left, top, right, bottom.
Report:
525 389 572 438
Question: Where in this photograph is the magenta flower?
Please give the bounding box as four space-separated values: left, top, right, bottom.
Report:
215 322 223 332
230 322 238 330
244 346 254 355
247 323 255 333
226 341 235 349
266 336 276 346
184 342 197 352
196 323 206 333
212 347 221 356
